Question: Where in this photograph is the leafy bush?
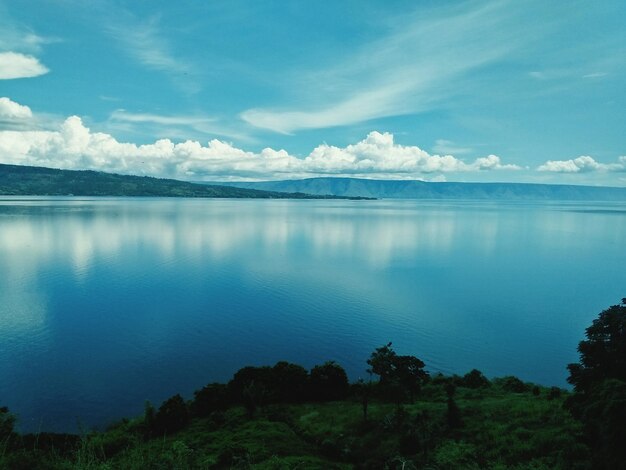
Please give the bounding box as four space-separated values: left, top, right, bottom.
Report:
566 299 626 469
497 376 529 393
461 369 490 389
310 361 350 401
154 394 189 435
191 383 230 417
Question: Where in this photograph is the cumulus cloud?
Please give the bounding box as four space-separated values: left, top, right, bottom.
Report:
537 156 626 173
0 97 33 119
302 132 520 175
0 102 522 180
0 52 49 79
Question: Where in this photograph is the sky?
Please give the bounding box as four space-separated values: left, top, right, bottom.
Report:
0 0 625 185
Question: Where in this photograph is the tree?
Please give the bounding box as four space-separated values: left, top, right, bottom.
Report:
228 362 309 405
394 355 428 402
228 365 273 405
567 299 626 393
461 369 490 389
353 378 372 421
566 299 626 470
191 383 230 417
367 343 429 403
0 406 15 440
309 361 349 401
367 342 397 385
271 361 309 403
143 401 156 438
154 394 189 435
444 383 462 430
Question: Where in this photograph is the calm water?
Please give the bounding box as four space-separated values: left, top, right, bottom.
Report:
1 197 625 432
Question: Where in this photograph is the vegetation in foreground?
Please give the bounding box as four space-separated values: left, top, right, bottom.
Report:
1 299 624 469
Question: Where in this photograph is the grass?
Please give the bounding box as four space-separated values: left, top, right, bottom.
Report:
0 380 589 469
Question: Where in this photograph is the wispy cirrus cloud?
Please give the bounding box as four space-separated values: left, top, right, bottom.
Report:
241 1 542 133
582 72 608 79
106 14 198 93
0 3 60 54
109 110 253 142
432 139 473 156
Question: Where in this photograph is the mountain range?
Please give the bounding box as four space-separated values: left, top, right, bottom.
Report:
216 177 626 200
2 163 625 201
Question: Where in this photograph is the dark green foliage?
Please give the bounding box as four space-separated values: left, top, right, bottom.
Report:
498 376 529 393
142 401 155 438
0 406 15 440
309 361 350 401
229 365 273 410
394 355 429 402
567 299 626 469
0 338 600 469
367 342 396 385
310 361 350 401
367 343 429 403
444 383 462 430
242 383 263 417
154 394 189 435
191 383 230 417
271 361 309 403
214 445 251 468
572 379 626 470
567 299 626 393
16 432 79 456
352 379 372 421
461 369 490 389
229 362 310 408
0 375 587 469
547 386 562 400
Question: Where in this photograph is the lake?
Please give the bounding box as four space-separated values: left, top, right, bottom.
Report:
1 197 625 433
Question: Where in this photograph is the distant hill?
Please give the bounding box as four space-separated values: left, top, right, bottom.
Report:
215 177 626 200
0 164 361 199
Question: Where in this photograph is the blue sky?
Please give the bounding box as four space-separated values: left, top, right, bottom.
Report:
0 0 625 184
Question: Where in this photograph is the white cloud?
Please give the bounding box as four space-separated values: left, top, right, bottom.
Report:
432 139 473 155
106 14 197 93
0 8 60 55
0 52 49 79
241 1 540 133
0 97 33 119
109 110 253 142
537 156 626 173
110 110 213 127
528 71 546 79
0 107 522 180
582 72 608 79
302 132 520 175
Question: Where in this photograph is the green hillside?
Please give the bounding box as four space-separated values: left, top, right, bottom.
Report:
0 164 363 199
0 368 585 469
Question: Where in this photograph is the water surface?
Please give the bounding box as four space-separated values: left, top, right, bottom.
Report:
1 197 625 432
